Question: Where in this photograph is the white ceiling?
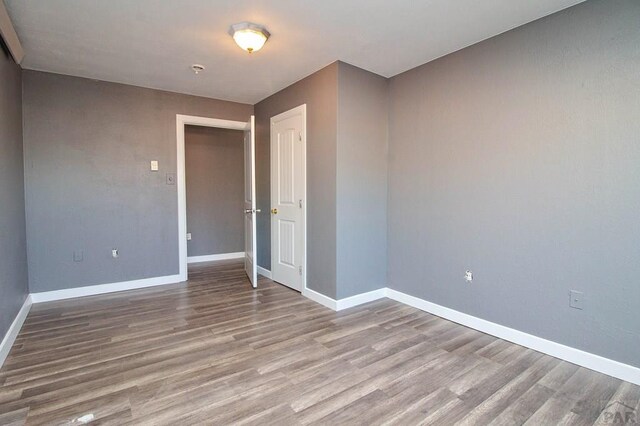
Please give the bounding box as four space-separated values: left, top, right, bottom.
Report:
5 0 585 104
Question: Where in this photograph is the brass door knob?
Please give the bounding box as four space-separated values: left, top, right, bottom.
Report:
271 208 278 214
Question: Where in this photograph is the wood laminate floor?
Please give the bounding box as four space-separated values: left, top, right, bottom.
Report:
1 260 638 425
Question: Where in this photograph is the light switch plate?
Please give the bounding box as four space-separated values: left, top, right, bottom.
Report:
569 290 584 310
150 160 159 171
186 233 192 241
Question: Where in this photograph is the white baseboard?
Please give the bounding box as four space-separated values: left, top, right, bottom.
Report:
302 288 337 311
257 266 272 279
0 295 32 369
187 252 245 263
385 288 640 387
302 287 386 312
300 284 640 385
30 274 184 303
336 288 387 311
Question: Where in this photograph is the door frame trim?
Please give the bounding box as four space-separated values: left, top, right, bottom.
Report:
176 114 249 281
270 104 307 293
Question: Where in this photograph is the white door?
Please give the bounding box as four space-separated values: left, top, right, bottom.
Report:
244 115 258 288
270 105 306 292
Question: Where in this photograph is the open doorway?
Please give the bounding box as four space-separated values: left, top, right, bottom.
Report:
184 125 245 263
176 115 257 287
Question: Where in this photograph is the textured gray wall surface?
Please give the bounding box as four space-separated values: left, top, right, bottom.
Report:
185 125 244 257
336 62 388 299
254 63 338 298
23 71 252 292
0 47 29 340
387 0 640 367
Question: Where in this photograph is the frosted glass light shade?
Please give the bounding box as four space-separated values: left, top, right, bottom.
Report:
230 22 270 53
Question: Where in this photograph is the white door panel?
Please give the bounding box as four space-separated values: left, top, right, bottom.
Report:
277 130 295 205
278 220 296 264
244 115 257 287
271 106 306 292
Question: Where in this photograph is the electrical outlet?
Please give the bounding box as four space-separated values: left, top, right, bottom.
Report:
569 290 584 310
186 233 192 241
465 270 473 283
150 160 159 171
112 249 119 259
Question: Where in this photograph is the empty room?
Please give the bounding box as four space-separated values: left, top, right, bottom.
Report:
0 0 638 424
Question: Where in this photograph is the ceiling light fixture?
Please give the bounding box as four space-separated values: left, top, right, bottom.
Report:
229 22 270 53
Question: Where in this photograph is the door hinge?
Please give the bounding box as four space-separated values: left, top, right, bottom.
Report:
299 266 303 275
298 132 302 141
299 199 303 209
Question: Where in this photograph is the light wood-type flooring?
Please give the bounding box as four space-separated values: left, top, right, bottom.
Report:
1 260 639 425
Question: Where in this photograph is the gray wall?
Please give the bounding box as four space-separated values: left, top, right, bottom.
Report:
0 46 29 340
254 63 339 298
336 62 388 299
23 71 252 292
387 0 640 367
185 125 244 257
